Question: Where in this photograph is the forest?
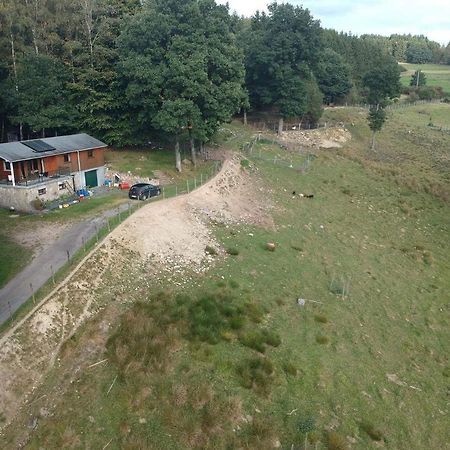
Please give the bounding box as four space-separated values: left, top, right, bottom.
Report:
0 0 448 159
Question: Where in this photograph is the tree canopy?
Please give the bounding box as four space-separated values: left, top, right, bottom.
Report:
0 0 410 164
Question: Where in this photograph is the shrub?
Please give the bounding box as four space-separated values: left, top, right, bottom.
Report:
443 366 450 377
263 329 281 347
360 421 384 441
314 314 328 324
327 431 348 450
236 357 275 395
239 329 281 353
205 245 218 256
240 159 250 169
244 302 265 323
226 247 240 256
188 294 245 344
316 335 330 345
282 362 298 377
239 331 267 353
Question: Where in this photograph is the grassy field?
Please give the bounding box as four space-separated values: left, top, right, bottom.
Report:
399 62 450 94
105 146 216 182
0 210 31 288
2 106 450 449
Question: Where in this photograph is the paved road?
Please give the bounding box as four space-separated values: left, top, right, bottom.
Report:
0 203 131 325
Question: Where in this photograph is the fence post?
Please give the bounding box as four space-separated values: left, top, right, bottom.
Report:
66 249 70 264
187 180 190 193
162 186 165 199
175 185 178 196
200 173 203 185
194 177 197 190
51 264 55 285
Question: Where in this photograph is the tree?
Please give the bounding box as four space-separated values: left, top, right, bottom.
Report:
315 48 352 104
405 42 433 64
15 54 76 136
118 0 245 169
243 3 322 133
368 105 386 150
363 63 400 150
363 63 401 105
410 70 426 87
305 78 323 126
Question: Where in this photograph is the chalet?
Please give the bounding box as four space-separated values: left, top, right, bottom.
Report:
0 134 107 212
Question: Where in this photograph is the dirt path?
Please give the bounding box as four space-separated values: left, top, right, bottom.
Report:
0 153 273 439
0 203 131 325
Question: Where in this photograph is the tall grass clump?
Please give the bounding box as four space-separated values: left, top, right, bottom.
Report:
360 421 384 441
236 357 275 396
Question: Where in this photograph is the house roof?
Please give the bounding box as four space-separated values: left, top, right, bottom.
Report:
0 133 107 163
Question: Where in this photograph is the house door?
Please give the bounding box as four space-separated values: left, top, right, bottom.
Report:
85 169 98 187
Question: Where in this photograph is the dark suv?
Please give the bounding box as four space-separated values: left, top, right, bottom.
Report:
128 183 161 200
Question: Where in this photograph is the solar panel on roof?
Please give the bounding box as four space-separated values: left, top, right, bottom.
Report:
22 140 56 153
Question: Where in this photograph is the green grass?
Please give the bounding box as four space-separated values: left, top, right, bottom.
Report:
3 112 450 449
105 147 216 182
0 220 30 289
399 62 450 94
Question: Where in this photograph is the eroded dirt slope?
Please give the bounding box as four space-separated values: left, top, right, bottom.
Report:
0 153 272 443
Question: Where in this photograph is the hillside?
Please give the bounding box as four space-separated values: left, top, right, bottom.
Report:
0 104 449 450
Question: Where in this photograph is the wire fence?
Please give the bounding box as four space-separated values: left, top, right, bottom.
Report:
342 98 443 111
241 134 314 173
0 159 223 329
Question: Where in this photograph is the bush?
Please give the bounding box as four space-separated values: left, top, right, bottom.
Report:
205 245 218 256
316 335 330 345
282 361 298 376
236 357 275 395
239 329 281 353
244 302 264 323
226 247 240 256
240 159 250 169
188 294 245 344
327 431 348 450
360 421 384 441
314 314 328 324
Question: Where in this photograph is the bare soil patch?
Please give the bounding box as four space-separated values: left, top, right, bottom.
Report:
278 126 351 149
12 222 70 255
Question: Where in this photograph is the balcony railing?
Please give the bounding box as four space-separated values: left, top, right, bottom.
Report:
0 168 72 187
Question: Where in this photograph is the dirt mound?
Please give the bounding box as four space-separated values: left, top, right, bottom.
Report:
278 126 351 149
111 155 273 272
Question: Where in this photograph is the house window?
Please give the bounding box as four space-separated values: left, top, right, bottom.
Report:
63 154 71 163
38 187 47 196
58 182 66 191
3 161 11 171
87 150 94 158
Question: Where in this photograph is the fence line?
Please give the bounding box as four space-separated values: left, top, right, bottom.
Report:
0 158 223 328
241 134 314 173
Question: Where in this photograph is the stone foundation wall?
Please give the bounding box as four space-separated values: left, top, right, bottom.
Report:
0 176 72 212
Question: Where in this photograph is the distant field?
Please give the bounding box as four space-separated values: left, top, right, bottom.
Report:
400 62 450 93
